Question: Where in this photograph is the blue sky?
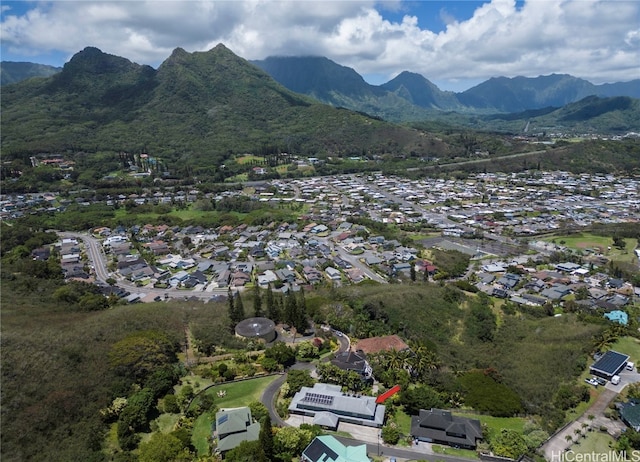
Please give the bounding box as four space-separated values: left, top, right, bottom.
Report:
1 1 637 91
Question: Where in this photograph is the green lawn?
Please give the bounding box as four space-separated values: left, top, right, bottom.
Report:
395 409 413 435
543 233 612 250
453 412 526 440
432 444 479 459
542 234 637 263
569 429 615 454
610 337 640 363
190 375 280 456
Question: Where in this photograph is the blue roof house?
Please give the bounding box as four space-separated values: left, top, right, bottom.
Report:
604 310 628 325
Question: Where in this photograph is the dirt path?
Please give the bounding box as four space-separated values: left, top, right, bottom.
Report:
184 325 197 368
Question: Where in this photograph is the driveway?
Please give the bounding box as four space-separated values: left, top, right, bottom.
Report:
541 371 640 462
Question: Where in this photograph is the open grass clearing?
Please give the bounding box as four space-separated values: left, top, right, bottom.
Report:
610 337 640 363
542 233 637 263
453 412 526 440
235 154 263 165
395 409 413 435
432 444 479 459
543 233 612 251
569 428 615 454
155 412 181 433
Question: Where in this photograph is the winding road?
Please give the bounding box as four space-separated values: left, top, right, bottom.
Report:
259 331 474 462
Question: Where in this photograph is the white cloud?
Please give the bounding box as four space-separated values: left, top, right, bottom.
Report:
1 0 638 88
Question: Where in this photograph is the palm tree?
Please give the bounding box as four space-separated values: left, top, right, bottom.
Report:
407 341 439 378
386 348 405 371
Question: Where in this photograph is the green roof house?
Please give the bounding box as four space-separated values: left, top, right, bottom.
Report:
214 407 260 454
301 435 370 462
620 400 640 432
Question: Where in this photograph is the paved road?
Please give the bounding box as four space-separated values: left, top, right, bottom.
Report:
261 331 351 426
541 368 640 460
541 389 619 460
334 435 473 462
407 149 548 172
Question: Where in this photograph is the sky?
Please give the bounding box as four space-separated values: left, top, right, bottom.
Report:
1 0 639 91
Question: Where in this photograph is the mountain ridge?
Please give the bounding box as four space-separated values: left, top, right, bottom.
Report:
253 56 640 119
1 45 452 169
4 51 639 126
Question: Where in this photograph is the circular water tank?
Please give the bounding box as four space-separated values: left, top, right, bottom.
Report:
234 317 277 343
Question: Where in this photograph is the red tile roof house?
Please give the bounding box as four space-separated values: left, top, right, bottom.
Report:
354 334 410 355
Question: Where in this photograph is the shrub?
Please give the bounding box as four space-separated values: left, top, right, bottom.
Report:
458 371 523 417
381 422 401 445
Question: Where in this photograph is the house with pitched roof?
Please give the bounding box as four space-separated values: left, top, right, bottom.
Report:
214 407 260 454
331 350 372 380
288 383 385 429
410 408 482 449
619 399 640 432
301 435 370 462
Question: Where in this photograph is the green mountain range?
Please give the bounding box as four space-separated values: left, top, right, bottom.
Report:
253 57 640 120
0 61 61 86
1 45 451 172
5 50 638 133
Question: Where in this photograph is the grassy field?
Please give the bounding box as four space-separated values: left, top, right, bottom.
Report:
190 375 279 456
235 154 263 165
569 428 615 454
453 412 527 441
544 233 612 251
395 409 413 435
155 412 181 433
610 337 640 363
543 234 637 263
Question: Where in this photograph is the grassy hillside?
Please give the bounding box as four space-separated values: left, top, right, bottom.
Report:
332 284 604 422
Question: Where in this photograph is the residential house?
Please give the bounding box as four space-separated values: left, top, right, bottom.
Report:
540 284 572 300
145 240 171 256
288 383 385 429
257 270 279 287
169 271 190 286
497 273 521 289
325 267 342 281
184 270 208 288
231 271 251 287
303 266 324 284
410 408 482 449
214 407 260 454
331 350 372 380
619 400 640 432
345 268 366 284
301 435 370 462
275 268 296 284
31 246 51 261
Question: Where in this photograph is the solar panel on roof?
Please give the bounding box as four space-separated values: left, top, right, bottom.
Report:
217 414 229 426
302 392 334 406
592 351 629 374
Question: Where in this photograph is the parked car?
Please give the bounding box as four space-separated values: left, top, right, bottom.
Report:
585 378 598 387
594 377 606 386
